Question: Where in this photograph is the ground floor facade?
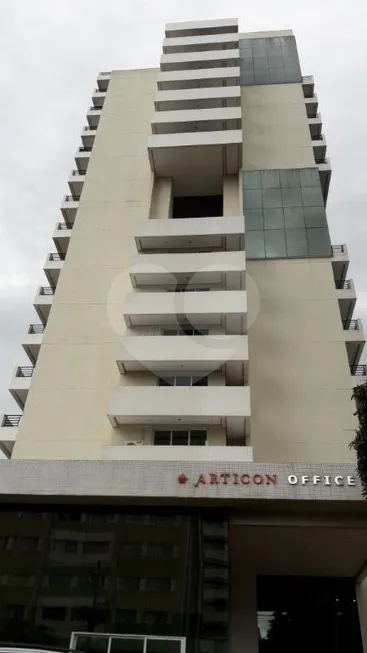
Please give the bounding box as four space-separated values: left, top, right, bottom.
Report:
0 461 366 653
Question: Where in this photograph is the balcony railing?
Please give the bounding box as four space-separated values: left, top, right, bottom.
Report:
39 286 54 296
56 222 70 230
351 364 367 376
332 245 345 255
48 252 65 262
94 88 106 94
64 194 81 202
28 324 44 334
83 125 97 131
335 279 352 290
88 107 101 112
343 320 360 330
99 71 111 75
15 366 34 378
1 414 21 427
77 147 92 153
71 170 85 177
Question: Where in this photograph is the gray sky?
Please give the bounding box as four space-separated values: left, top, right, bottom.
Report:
0 0 366 414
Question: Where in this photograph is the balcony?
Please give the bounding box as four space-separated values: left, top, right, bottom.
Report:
97 71 111 91
318 157 332 203
135 215 244 253
305 93 318 118
9 366 34 409
92 89 106 108
68 170 85 196
81 126 97 149
308 113 322 139
44 252 65 289
302 74 315 98
351 364 367 386
335 279 356 323
163 32 239 55
151 106 241 135
108 385 250 439
160 48 240 72
165 18 238 39
157 66 240 91
0 414 20 458
116 334 248 384
129 251 245 290
123 290 247 334
331 244 349 285
312 134 327 164
154 86 241 112
61 194 80 226
87 106 102 128
343 319 365 368
148 129 242 183
53 222 71 256
22 324 44 364
75 146 92 172
103 444 253 463
34 286 53 325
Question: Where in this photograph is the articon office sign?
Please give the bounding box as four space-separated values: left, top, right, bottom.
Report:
178 472 357 489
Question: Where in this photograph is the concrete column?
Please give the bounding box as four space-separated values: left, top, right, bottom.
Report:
149 177 173 219
223 175 240 216
356 567 367 652
230 525 259 653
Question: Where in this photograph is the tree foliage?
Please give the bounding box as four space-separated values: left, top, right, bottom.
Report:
350 381 367 498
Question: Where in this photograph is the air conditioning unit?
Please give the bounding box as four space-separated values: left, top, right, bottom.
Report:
125 440 144 446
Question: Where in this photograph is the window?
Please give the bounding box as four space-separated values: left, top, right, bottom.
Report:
51 539 78 554
163 327 209 336
116 609 137 624
41 606 67 621
0 573 34 587
12 537 39 551
89 512 117 524
142 610 170 625
158 376 208 386
70 607 87 621
142 577 173 591
145 544 178 558
44 573 75 590
118 577 140 591
0 604 25 620
119 542 141 556
83 541 110 555
154 430 207 446
167 287 210 292
56 511 84 523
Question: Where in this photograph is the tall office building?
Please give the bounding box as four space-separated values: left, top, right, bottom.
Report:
0 16 366 653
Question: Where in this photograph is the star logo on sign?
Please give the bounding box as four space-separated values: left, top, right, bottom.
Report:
177 473 188 484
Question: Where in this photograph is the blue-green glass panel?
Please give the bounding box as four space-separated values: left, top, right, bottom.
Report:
263 188 282 209
246 230 266 258
245 209 264 231
244 190 263 209
284 207 305 228
286 228 308 257
279 169 300 188
261 170 280 188
263 208 284 230
281 187 303 207
307 227 332 256
299 168 320 186
301 186 324 207
264 229 287 258
303 206 327 228
244 171 262 189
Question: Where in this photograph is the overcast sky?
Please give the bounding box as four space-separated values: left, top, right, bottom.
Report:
0 0 366 414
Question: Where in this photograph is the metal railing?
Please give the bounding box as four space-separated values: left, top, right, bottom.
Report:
48 252 65 262
302 75 314 81
1 415 21 427
335 279 352 290
15 366 34 378
71 170 85 176
99 71 111 75
94 88 106 94
88 106 101 112
28 324 44 334
64 194 80 202
56 222 69 230
77 147 92 152
343 319 359 330
39 286 54 296
332 245 345 255
351 364 367 376
312 134 325 141
83 125 97 131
